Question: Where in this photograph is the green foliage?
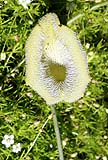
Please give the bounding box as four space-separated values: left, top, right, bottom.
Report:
0 0 108 159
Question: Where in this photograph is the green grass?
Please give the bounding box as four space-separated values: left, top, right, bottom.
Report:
0 0 108 159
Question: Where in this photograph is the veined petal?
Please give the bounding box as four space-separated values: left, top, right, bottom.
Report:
25 13 90 105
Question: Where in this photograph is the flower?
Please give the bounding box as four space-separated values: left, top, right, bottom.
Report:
0 52 6 61
2 134 14 148
25 13 90 105
105 108 108 114
12 143 21 153
102 156 107 160
18 0 32 8
85 43 90 49
71 152 78 158
95 0 101 3
95 156 100 159
62 138 68 147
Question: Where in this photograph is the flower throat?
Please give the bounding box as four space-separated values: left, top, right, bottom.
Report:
46 61 66 83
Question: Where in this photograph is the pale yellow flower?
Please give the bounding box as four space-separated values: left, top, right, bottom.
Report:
25 13 90 105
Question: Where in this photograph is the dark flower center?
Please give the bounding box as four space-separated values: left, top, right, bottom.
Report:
46 61 66 82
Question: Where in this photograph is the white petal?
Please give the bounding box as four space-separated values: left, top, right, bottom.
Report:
5 143 11 148
4 134 9 139
1 139 5 145
10 135 14 139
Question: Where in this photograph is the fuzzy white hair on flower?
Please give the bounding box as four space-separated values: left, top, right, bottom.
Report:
2 134 14 148
25 13 90 105
12 143 21 153
18 0 32 8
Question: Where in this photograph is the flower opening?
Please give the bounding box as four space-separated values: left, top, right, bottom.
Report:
46 62 66 83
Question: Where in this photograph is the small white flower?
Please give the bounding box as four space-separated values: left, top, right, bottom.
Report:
84 131 88 135
70 115 75 119
14 35 20 42
86 91 91 96
18 0 32 8
21 113 26 119
0 86 2 90
2 134 14 148
71 152 78 158
49 144 53 148
72 132 78 136
95 155 100 159
105 108 108 114
29 20 33 25
85 43 90 49
78 104 82 108
102 156 107 160
4 1 8 4
93 103 99 108
62 138 68 147
62 140 67 147
26 92 33 98
104 135 107 139
12 143 21 153
33 120 40 126
95 0 101 3
0 52 6 61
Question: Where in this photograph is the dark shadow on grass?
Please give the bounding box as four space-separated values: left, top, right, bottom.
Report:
48 0 67 25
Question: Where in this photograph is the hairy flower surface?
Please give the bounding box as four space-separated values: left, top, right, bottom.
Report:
25 13 90 105
2 134 14 148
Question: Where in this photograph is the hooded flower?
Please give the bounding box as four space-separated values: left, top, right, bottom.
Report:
25 13 90 105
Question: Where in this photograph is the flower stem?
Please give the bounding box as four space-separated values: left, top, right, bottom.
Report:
50 105 64 160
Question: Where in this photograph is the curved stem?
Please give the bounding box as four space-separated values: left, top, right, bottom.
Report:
50 105 64 160
23 114 52 159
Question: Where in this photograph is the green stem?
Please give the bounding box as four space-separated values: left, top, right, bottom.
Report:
50 105 64 160
23 114 52 159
